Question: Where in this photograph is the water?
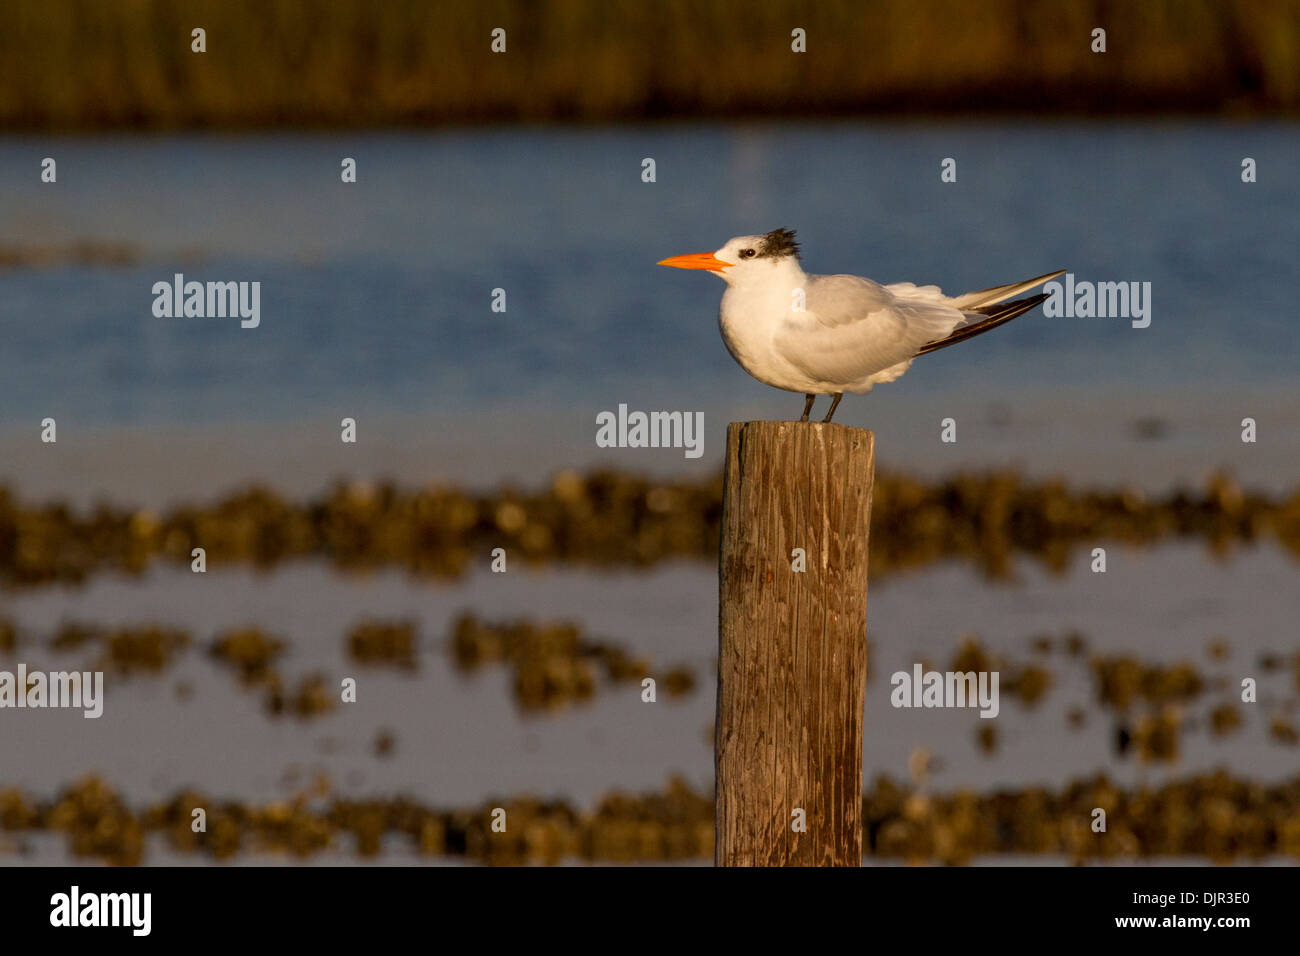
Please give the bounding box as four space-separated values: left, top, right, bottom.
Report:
2 121 1296 423
2 121 1297 501
2 122 1298 863
1 544 1293 805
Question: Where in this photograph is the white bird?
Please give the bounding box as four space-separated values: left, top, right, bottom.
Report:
659 228 1063 422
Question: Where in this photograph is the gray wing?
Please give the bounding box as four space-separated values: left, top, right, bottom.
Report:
773 274 966 385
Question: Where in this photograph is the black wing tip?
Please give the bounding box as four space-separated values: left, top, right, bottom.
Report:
918 292 1049 356
972 291 1050 319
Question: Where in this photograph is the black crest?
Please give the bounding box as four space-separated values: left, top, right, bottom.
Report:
758 228 799 259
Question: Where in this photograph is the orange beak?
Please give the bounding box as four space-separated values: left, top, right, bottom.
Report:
657 252 732 272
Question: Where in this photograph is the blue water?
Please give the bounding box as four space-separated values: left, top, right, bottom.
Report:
3 123 1299 850
1 121 1296 427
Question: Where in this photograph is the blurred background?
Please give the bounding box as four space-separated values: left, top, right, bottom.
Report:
1 0 1299 864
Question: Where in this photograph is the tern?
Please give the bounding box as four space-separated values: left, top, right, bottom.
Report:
659 228 1063 422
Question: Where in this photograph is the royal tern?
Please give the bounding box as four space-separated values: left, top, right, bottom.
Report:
659 228 1063 422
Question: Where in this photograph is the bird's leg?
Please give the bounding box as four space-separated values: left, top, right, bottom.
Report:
822 393 843 422
799 393 815 423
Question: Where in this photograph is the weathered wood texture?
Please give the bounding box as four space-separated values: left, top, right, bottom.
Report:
715 421 874 866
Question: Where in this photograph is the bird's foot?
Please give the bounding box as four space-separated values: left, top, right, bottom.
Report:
822 393 843 422
799 393 815 423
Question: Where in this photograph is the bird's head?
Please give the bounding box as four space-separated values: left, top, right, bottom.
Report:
658 228 800 284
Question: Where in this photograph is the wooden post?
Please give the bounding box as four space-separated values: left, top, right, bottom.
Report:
715 420 874 866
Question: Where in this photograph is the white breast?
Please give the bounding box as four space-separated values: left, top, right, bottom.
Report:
717 260 819 392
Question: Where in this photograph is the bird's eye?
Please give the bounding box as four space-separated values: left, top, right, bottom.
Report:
739 248 756 259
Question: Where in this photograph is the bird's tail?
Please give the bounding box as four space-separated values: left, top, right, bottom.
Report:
946 269 1065 310
916 292 1050 356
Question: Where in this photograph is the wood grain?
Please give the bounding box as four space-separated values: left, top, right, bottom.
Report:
715 421 874 866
